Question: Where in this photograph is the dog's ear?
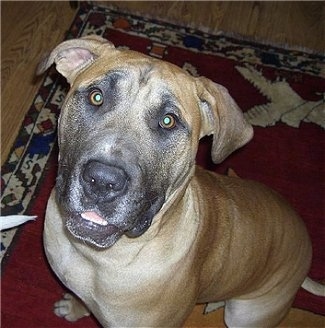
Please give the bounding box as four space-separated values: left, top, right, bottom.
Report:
36 35 115 84
196 76 253 164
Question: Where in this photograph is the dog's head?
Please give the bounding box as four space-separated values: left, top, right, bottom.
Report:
38 35 253 248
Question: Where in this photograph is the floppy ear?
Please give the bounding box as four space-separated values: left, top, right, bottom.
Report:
196 76 253 164
36 35 115 84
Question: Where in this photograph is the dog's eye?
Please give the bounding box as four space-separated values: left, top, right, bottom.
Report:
88 89 103 106
159 114 177 129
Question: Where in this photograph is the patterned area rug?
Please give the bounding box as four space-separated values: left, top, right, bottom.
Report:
1 2 324 326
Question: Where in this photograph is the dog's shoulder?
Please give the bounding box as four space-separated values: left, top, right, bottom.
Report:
192 165 282 206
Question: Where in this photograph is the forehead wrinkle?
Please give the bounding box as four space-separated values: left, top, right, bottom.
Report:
138 64 155 86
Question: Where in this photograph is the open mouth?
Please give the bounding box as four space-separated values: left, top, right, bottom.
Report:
66 211 121 248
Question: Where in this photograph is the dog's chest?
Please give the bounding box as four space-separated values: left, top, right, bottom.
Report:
44 203 183 297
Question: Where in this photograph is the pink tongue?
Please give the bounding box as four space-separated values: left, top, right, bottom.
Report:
81 211 108 226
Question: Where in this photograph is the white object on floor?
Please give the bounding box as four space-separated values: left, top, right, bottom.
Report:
0 215 37 230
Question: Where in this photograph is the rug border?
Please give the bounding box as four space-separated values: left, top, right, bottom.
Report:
90 2 324 77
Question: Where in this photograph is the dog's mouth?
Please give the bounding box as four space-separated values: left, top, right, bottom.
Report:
66 211 122 248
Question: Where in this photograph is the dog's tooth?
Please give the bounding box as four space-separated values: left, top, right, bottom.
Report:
81 211 108 226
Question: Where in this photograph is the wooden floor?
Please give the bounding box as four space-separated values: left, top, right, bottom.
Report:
1 1 77 165
1 1 324 326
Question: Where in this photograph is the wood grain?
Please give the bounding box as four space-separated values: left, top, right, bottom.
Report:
1 1 76 164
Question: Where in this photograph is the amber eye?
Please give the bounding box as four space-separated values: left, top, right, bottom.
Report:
88 89 103 106
159 114 177 129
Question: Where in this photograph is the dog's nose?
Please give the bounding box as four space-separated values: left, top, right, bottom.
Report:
82 161 128 201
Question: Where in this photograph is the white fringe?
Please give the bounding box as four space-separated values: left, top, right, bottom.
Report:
302 277 325 297
0 215 37 230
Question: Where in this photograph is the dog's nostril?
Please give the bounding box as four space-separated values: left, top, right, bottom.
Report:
82 161 128 199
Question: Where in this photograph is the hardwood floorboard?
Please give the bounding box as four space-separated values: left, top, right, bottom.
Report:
1 1 76 164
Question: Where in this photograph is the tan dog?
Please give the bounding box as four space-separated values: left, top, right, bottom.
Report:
39 35 324 327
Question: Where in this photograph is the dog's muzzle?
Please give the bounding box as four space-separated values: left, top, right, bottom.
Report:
58 160 131 248
82 161 129 202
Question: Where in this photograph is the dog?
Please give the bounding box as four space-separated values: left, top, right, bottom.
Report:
38 35 324 327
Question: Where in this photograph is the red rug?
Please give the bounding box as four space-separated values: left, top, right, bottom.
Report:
1 2 324 327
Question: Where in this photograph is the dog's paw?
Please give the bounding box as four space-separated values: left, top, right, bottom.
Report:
54 293 90 322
